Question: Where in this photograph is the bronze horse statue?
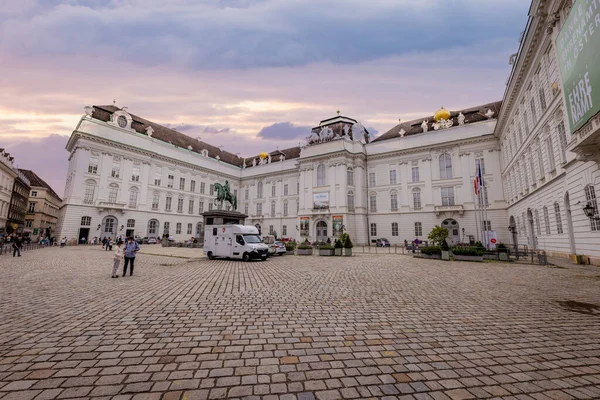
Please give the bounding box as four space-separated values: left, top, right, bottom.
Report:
213 182 237 210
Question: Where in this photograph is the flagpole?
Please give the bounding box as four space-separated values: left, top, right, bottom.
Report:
472 177 480 246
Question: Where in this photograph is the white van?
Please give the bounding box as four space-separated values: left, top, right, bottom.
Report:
204 225 269 261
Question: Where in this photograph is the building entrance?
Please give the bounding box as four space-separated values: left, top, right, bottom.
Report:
316 221 327 243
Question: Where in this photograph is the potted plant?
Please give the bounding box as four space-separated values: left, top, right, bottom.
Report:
297 239 313 255
451 246 484 261
285 241 296 255
497 243 509 261
334 239 343 256
419 246 441 259
343 235 353 256
441 239 450 261
319 244 335 256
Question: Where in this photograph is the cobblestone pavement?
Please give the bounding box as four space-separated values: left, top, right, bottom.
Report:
1 247 600 400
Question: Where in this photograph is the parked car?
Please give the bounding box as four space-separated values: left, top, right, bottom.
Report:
147 237 157 244
135 236 143 244
376 238 390 247
272 241 286 256
141 237 149 244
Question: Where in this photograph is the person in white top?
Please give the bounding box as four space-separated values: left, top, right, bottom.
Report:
112 240 124 278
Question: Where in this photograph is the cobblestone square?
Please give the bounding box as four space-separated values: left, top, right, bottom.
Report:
1 247 599 400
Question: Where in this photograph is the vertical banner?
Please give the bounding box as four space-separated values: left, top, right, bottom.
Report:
332 215 343 236
556 0 600 133
483 230 497 250
300 217 310 236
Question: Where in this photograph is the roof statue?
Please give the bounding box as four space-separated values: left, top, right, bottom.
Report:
307 130 320 145
343 125 350 136
421 120 429 133
399 129 406 137
242 158 246 169
458 112 466 125
351 122 365 142
252 158 257 167
485 109 495 119
145 126 154 137
320 127 334 142
84 106 94 117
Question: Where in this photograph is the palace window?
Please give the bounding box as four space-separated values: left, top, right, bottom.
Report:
412 188 421 209
257 203 262 216
244 203 249 215
129 187 138 207
390 191 398 211
439 153 452 179
209 184 214 196
88 156 98 174
441 187 455 206
84 180 96 204
132 166 140 182
392 222 398 237
482 220 491 231
199 201 204 214
347 167 354 186
176 223 182 234
546 137 556 171
154 172 161 186
535 209 542 235
475 157 485 175
554 202 563 234
539 87 547 111
167 175 174 188
369 192 377 212
177 198 184 213
28 202 35 213
200 182 205 194
165 196 172 211
370 223 377 237
163 222 170 235
108 184 119 203
389 169 397 185
271 185 276 197
317 164 326 186
127 219 135 228
411 167 419 182
257 182 263 198
188 200 194 214
415 222 422 236
347 191 355 211
284 184 288 196
557 121 568 162
585 185 600 231
543 206 551 235
180 177 185 190
269 225 274 235
81 216 91 226
152 192 159 210
530 98 537 123
190 180 196 192
283 201 288 217
271 201 276 217
148 220 157 235
187 223 192 235
245 188 249 200
111 160 121 179
282 225 287 236
369 171 376 186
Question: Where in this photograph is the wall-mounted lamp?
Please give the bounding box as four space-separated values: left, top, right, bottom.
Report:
120 225 124 231
508 226 517 233
97 224 101 230
583 203 600 220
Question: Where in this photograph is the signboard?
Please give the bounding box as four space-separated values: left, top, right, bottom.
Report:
556 0 600 133
33 228 38 235
313 192 329 210
332 215 343 236
482 230 497 250
300 217 310 236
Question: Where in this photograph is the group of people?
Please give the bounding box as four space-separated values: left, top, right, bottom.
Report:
111 236 140 278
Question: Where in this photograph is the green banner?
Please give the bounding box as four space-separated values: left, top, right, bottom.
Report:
556 0 600 133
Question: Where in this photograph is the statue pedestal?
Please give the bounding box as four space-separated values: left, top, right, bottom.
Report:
201 210 248 227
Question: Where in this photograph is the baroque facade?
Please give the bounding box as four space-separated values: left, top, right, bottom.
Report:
20 169 62 240
57 103 507 247
498 0 600 264
0 149 18 236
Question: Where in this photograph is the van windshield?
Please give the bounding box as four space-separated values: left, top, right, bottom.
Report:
243 234 263 243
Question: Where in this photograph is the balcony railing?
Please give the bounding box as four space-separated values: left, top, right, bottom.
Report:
434 204 464 215
98 201 127 209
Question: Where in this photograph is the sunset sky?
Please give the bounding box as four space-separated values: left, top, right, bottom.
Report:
1 0 530 196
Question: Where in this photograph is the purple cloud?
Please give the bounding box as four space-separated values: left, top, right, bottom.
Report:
257 122 311 140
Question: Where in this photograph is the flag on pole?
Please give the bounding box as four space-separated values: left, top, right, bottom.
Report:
474 176 480 195
477 163 485 188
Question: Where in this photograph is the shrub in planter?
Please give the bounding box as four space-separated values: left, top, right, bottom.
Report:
334 239 343 256
420 246 441 255
497 242 509 261
297 243 313 255
285 242 296 252
441 239 450 260
451 247 484 256
319 244 335 256
343 235 353 256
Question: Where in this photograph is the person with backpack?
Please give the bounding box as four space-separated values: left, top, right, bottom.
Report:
123 236 140 276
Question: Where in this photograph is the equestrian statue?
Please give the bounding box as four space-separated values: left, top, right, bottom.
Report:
213 180 237 210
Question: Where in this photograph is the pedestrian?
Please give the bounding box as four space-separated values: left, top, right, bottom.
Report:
123 236 140 277
107 238 113 251
112 240 124 278
12 236 22 257
80 236 86 245
60 237 66 247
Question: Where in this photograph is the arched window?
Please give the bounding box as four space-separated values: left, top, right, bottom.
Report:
83 179 96 204
543 206 550 235
369 192 377 212
439 153 452 179
585 184 600 231
347 167 354 186
148 220 158 235
108 183 119 203
554 202 563 234
390 190 398 211
283 200 289 217
129 187 139 208
412 188 421 209
127 219 135 228
347 191 355 211
257 181 263 198
270 201 276 217
317 164 326 186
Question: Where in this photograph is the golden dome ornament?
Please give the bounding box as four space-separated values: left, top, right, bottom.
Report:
434 107 451 122
259 152 269 159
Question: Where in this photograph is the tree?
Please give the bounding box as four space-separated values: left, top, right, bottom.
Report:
428 225 449 247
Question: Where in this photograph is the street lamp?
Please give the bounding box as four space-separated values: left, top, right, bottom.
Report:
508 226 516 233
583 203 600 220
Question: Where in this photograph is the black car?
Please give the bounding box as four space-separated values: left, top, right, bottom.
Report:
376 238 390 247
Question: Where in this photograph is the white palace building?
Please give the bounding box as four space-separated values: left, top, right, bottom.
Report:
57 0 600 264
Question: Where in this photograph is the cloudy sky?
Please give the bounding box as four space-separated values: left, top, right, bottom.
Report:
1 0 530 196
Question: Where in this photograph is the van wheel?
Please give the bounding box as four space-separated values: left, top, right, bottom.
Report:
207 252 214 260
242 253 250 262
261 256 267 261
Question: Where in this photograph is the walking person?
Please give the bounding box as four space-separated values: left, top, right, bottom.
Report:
112 240 124 278
123 236 140 276
12 236 22 257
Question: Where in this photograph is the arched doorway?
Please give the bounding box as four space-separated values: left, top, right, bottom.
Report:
196 222 204 242
101 215 118 239
316 221 328 243
564 192 576 255
527 209 537 249
441 219 460 244
509 215 518 252
147 219 159 238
